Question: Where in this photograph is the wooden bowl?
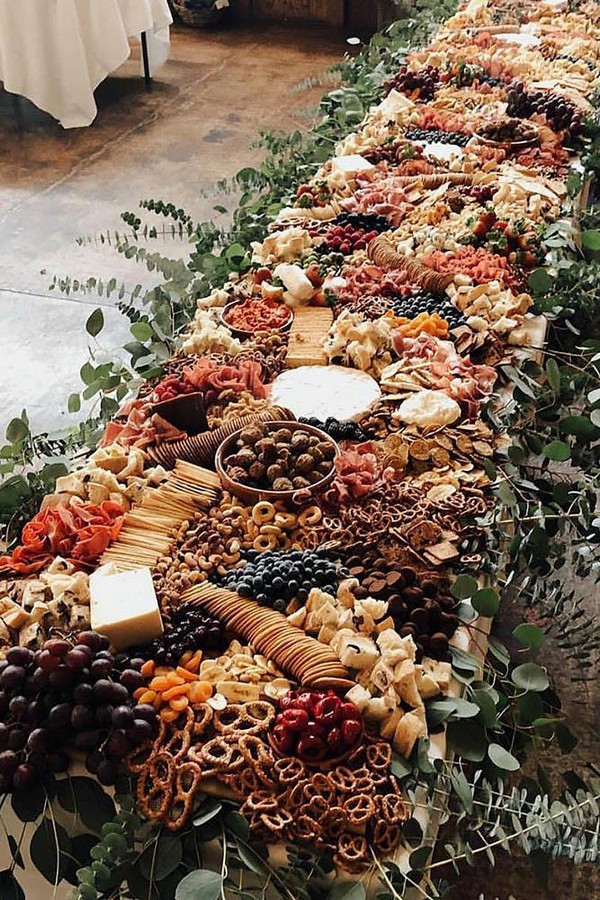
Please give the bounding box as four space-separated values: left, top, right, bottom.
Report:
151 392 208 436
475 123 539 150
215 420 339 504
220 300 294 340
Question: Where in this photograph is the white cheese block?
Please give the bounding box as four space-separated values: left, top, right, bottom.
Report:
90 565 163 650
330 155 374 178
270 364 381 422
374 88 414 118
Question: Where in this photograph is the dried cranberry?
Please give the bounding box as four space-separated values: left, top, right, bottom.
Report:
296 733 327 762
341 718 363 747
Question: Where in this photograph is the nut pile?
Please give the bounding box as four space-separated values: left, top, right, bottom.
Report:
223 424 337 492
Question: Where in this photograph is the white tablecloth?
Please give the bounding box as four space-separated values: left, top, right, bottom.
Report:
0 0 173 128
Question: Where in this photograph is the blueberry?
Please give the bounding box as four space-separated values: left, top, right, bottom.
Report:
273 600 286 613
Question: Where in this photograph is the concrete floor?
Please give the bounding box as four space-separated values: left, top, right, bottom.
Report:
0 20 598 900
0 23 345 434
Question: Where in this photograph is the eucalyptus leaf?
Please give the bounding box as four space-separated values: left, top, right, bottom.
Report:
30 818 71 885
512 662 550 692
175 870 224 900
5 418 29 445
450 574 478 600
542 440 571 461
488 743 520 771
224 810 250 841
235 839 268 877
0 870 25 900
408 846 431 870
85 308 104 338
55 777 115 833
193 799 223 827
11 779 45 821
471 587 500 617
513 623 545 650
446 721 487 761
130 321 154 342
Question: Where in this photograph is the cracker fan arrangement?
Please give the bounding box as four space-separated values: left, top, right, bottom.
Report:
0 0 598 890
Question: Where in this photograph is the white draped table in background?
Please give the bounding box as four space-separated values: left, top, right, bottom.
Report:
0 0 173 128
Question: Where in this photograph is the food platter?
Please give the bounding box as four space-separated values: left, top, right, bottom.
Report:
0 0 597 895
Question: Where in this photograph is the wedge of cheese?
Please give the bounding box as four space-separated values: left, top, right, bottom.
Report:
90 565 163 651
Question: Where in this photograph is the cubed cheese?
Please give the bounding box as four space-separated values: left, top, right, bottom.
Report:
90 565 163 651
337 634 379 670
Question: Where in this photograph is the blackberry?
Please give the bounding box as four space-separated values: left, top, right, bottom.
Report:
299 416 370 442
139 608 226 666
405 128 471 148
335 212 391 234
391 291 466 330
220 550 341 609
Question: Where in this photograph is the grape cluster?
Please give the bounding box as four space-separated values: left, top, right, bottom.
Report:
0 633 158 791
220 550 340 610
303 248 345 275
391 291 466 329
335 212 391 234
507 82 583 134
138 607 226 667
405 128 471 147
320 221 379 255
384 66 440 102
299 416 370 442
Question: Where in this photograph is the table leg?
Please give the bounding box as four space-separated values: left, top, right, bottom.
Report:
11 94 25 134
141 32 152 90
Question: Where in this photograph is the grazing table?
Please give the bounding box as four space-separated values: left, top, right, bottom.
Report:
0 0 172 128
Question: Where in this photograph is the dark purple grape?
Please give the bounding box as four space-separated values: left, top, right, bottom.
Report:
48 703 73 729
96 760 118 786
107 683 129 706
132 704 156 725
129 719 153 744
0 750 19 775
111 706 133 729
13 763 39 789
73 683 94 705
0 693 9 716
93 680 114 703
0 665 26 689
119 669 144 693
74 729 102 751
8 696 28 719
48 666 75 691
95 635 111 652
76 631 104 651
90 658 113 679
6 647 34 668
105 729 132 759
43 639 70 658
71 705 95 731
36 651 61 673
85 750 104 775
65 649 91 671
8 727 29 751
128 658 145 672
95 706 114 729
26 701 44 726
31 668 49 690
27 728 52 753
0 724 9 749
25 751 47 773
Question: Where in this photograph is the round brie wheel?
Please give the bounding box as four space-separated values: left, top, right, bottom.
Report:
269 365 381 422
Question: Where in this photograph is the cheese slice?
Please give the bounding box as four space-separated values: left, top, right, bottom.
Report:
90 565 163 650
330 155 374 178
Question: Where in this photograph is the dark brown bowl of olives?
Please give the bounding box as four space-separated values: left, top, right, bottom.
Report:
215 421 340 503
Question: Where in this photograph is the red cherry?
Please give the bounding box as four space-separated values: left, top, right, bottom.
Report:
295 692 317 714
327 727 345 754
279 708 309 732
271 723 296 755
341 718 363 747
278 691 298 711
339 702 360 721
296 733 327 762
313 696 342 726
340 241 352 254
